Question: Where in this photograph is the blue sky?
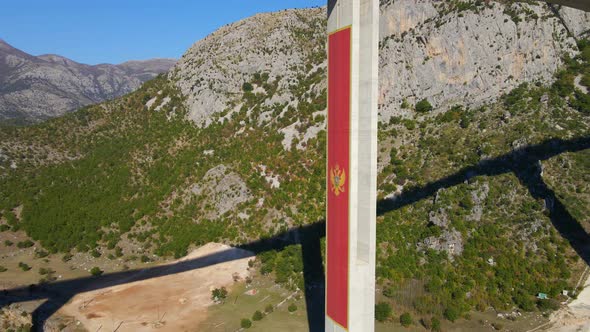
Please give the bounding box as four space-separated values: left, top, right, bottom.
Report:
0 0 325 65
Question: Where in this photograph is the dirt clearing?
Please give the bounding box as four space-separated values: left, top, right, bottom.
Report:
59 243 253 332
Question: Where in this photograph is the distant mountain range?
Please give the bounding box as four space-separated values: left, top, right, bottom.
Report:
0 39 176 124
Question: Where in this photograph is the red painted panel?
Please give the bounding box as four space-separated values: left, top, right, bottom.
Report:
326 26 351 329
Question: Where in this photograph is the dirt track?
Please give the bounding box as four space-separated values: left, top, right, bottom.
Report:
59 243 253 332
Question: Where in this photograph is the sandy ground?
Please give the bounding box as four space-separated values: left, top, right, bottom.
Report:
59 243 253 332
546 270 590 332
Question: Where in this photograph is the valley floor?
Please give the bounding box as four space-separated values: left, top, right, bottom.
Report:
0 241 587 331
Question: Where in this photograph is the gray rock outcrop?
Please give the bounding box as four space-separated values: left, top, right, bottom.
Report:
173 8 325 127
421 229 464 257
192 165 252 219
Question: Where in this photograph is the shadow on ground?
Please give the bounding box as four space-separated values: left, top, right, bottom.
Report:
0 136 589 331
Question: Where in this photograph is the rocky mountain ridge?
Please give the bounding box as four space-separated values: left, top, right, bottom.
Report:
173 1 590 126
0 39 176 124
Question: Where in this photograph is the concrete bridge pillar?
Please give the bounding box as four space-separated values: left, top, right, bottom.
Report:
326 0 378 331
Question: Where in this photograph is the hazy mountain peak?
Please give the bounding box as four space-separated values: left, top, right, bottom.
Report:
37 54 80 66
0 40 176 124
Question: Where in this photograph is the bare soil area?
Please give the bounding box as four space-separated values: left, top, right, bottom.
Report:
545 270 590 332
59 243 253 332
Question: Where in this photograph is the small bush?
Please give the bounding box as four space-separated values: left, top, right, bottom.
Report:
416 99 433 113
402 119 416 130
375 302 392 322
242 82 254 92
444 306 460 322
383 285 395 298
240 318 252 329
252 310 264 321
288 303 298 312
18 262 31 271
537 299 560 311
211 287 228 303
90 267 103 276
400 312 413 327
401 99 410 109
35 250 49 258
62 253 73 262
431 317 441 331
0 266 7 272
17 240 34 248
264 304 274 313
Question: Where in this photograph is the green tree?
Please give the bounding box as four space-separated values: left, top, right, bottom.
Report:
288 303 298 312
252 310 264 321
443 306 460 322
90 267 103 276
375 302 392 322
416 99 433 113
400 312 413 327
240 318 252 329
242 82 254 92
431 317 441 332
211 287 228 303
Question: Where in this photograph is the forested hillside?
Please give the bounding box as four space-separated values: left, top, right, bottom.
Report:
0 1 589 328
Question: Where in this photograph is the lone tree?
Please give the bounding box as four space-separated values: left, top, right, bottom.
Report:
252 310 264 321
90 267 103 276
415 98 433 113
240 318 252 329
211 287 228 303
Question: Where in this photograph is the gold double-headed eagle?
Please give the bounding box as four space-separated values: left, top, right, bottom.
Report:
330 164 346 196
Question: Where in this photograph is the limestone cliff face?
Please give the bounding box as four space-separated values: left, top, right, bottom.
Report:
0 40 176 124
378 1 589 121
173 1 590 126
173 8 325 127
